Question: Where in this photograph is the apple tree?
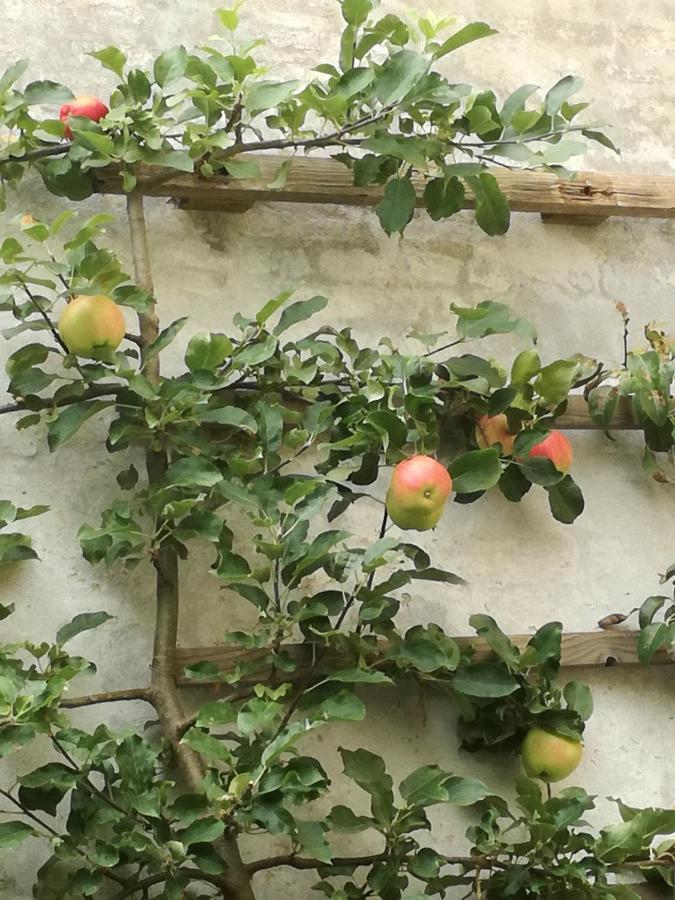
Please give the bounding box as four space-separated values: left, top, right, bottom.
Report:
0 3 673 898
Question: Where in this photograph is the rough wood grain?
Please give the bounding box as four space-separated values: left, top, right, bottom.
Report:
93 156 675 220
175 630 670 684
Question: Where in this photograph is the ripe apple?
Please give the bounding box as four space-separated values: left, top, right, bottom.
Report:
527 430 573 473
385 455 452 531
521 727 583 783
475 414 516 455
58 295 125 359
59 95 109 140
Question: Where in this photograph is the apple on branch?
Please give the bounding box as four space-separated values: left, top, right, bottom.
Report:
59 95 109 139
521 727 583 783
475 413 517 455
386 455 453 531
527 430 573 473
58 295 126 359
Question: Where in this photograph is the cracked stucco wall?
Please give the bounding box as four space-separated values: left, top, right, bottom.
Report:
1 1 675 897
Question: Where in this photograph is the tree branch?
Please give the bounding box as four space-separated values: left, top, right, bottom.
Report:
60 687 155 709
0 141 72 167
248 852 388 874
126 188 254 900
113 868 225 899
0 383 123 416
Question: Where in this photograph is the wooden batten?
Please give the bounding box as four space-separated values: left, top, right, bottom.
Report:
93 156 675 222
174 630 670 685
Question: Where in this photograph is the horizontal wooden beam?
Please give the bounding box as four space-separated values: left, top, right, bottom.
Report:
93 157 675 222
175 630 669 685
556 395 635 430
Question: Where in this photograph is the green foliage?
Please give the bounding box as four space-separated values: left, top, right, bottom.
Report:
635 564 675 664
0 5 614 234
588 319 675 476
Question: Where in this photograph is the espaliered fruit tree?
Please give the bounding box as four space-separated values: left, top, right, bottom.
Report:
1 3 674 899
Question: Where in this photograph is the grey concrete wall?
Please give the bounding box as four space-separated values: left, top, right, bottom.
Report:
2 2 675 897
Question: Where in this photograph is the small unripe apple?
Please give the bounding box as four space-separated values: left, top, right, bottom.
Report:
58 295 125 359
521 727 583 783
385 455 452 531
59 95 109 140
527 430 573 473
475 414 516 455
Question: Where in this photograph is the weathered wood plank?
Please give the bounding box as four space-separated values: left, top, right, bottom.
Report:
558 395 636 430
175 630 670 684
93 156 675 220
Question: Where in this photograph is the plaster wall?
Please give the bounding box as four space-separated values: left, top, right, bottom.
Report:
1 1 674 897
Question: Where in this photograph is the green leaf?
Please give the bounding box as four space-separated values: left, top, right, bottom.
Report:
596 808 675 862
224 158 261 179
563 681 593 720
639 595 667 629
198 406 257 432
449 449 501 493
520 456 564 486
452 662 518 698
0 821 35 849
274 295 328 335
451 301 536 342
327 805 373 833
546 476 585 524
24 81 74 104
423 176 465 221
545 75 584 115
195 700 236 727
534 359 579 405
582 128 620 155
181 728 232 763
0 534 38 565
432 22 497 60
467 172 510 235
180 816 225 845
218 7 240 30
185 332 233 371
246 80 299 115
143 317 188 367
216 549 251 580
0 59 29 94
375 50 428 104
166 457 222 488
151 149 194 172
57 611 113 646
501 84 539 124
637 623 668 664
399 765 450 807
72 130 115 157
325 669 393 685
342 0 372 26
375 176 417 236
154 46 188 86
47 400 111 451
89 47 126 78
470 614 520 667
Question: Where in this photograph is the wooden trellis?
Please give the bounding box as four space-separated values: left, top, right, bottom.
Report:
93 156 675 222
92 162 672 671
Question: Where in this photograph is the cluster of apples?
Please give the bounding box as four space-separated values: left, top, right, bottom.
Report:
386 415 573 533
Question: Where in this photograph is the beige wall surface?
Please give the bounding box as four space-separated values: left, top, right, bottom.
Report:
1 1 675 897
